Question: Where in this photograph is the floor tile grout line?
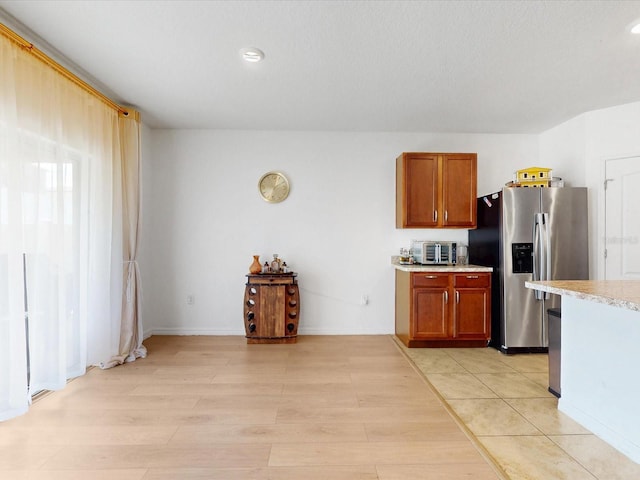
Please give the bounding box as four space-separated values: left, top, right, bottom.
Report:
465 366 567 446
546 434 602 480
388 335 510 480
469 371 505 400
467 371 555 414
449 396 545 438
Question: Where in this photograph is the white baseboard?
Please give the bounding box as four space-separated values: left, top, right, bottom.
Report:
143 328 392 337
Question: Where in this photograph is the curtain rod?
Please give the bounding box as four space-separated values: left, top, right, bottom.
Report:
0 22 139 121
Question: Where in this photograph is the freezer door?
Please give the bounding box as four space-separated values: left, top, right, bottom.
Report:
541 188 589 311
501 188 545 349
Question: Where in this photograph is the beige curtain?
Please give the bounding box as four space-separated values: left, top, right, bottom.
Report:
1 25 133 419
100 110 147 369
0 23 146 397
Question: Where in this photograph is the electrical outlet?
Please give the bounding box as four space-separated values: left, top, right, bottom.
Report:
186 294 194 305
360 294 369 306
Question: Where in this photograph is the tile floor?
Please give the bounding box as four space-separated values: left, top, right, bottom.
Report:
396 339 640 480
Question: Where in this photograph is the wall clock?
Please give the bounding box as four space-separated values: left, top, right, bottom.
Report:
258 171 290 203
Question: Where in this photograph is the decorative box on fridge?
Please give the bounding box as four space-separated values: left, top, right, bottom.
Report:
515 167 553 188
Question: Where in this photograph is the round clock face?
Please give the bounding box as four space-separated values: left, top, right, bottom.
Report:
258 171 290 203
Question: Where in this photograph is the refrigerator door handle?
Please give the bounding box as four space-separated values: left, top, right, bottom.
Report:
533 213 543 300
542 212 551 300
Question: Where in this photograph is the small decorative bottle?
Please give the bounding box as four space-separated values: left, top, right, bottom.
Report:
262 262 270 273
281 262 289 273
271 254 280 273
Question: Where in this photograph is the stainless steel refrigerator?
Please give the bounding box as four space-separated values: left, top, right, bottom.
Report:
468 187 588 353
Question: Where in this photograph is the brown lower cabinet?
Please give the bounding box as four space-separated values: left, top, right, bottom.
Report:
395 270 491 347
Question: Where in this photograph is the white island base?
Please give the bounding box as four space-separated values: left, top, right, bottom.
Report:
526 280 640 464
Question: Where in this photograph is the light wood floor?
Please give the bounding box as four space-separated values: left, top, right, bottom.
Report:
0 335 504 479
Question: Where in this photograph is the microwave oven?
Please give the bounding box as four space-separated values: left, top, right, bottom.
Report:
411 241 457 265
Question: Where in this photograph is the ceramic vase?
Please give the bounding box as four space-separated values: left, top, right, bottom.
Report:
249 255 262 274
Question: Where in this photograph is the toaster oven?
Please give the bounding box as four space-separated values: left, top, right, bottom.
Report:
411 241 457 265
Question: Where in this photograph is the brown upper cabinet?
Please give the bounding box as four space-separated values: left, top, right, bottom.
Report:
396 152 477 228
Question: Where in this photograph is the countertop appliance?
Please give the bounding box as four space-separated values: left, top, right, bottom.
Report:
411 240 457 265
468 187 588 353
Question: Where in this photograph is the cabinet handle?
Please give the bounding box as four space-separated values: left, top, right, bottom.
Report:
425 275 438 279
456 291 460 304
445 210 448 222
434 210 437 222
444 291 448 303
466 275 479 279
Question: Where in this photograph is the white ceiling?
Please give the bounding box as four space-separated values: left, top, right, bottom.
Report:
2 0 640 133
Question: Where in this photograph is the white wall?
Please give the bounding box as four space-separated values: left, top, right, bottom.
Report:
145 107 640 337
540 100 640 280
141 130 538 336
585 101 640 280
539 114 586 188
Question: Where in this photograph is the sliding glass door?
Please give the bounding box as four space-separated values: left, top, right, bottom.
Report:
1 131 85 403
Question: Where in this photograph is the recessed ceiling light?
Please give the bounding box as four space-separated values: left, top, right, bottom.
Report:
631 23 640 34
240 47 265 63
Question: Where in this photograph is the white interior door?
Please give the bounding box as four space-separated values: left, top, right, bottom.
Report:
605 157 640 279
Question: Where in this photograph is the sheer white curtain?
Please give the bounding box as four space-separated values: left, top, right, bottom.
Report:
0 32 124 420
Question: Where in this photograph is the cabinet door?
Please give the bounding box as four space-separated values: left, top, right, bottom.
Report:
454 288 489 340
441 153 477 227
412 287 449 338
397 153 438 227
256 285 286 337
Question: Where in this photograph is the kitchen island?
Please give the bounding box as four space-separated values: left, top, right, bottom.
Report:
526 280 640 464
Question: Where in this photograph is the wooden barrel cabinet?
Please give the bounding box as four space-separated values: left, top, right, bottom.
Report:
244 273 300 344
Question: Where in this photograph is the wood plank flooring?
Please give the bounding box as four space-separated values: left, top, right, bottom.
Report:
0 335 504 479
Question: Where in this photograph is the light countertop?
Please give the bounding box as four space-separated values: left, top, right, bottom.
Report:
525 280 640 312
391 257 492 273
